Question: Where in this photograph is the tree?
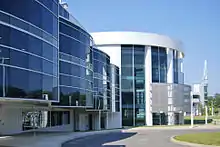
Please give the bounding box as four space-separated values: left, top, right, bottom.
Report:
214 94 220 115
214 94 220 107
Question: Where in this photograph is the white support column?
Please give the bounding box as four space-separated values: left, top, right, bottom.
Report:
98 111 101 130
167 48 173 84
145 46 152 126
167 84 174 125
178 52 184 84
167 48 174 125
190 91 194 128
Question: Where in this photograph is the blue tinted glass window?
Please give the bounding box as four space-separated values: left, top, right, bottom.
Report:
173 50 178 83
42 75 53 100
159 47 167 83
151 46 159 83
43 60 53 75
29 55 42 72
0 0 58 38
10 50 28 69
60 61 71 75
10 29 28 50
71 64 86 78
7 67 29 98
28 35 43 56
0 46 10 59
59 34 71 54
42 42 53 61
134 45 145 66
0 24 10 46
60 75 71 86
42 7 53 36
28 72 42 99
121 45 133 66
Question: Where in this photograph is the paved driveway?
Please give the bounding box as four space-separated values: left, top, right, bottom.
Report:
62 128 220 147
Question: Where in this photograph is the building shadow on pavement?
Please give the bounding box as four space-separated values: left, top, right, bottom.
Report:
62 132 137 147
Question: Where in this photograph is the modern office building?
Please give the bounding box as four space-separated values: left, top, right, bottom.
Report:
192 60 208 116
92 32 191 126
0 0 121 135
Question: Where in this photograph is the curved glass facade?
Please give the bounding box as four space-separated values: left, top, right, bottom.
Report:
0 0 58 101
93 48 111 110
58 17 93 107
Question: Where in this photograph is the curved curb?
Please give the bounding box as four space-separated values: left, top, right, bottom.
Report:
170 136 220 147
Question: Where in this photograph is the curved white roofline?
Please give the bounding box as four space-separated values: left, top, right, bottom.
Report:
91 31 184 54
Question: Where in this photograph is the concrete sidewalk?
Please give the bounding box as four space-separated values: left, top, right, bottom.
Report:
0 129 122 147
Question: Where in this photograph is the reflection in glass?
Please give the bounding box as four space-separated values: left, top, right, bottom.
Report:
22 110 70 131
58 17 93 107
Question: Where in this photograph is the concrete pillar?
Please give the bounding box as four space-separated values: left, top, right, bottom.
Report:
168 112 174 125
145 46 152 126
167 48 173 84
97 111 101 130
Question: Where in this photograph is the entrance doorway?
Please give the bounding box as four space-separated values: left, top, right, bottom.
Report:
153 112 167 125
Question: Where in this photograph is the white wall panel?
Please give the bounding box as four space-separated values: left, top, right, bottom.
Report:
145 46 153 126
92 32 184 54
167 48 173 83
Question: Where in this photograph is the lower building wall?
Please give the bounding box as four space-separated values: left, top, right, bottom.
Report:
0 104 122 135
107 112 121 129
0 105 23 135
0 104 76 135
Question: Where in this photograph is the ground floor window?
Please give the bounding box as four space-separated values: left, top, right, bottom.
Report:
22 110 70 131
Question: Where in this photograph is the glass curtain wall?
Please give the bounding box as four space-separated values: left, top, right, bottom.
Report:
0 0 59 101
121 45 145 126
93 48 111 110
151 46 167 83
58 17 93 107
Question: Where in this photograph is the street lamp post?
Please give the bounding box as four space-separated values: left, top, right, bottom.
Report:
205 105 208 125
190 91 194 128
0 57 10 97
212 100 214 116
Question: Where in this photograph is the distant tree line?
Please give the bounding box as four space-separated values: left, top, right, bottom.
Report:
206 93 220 115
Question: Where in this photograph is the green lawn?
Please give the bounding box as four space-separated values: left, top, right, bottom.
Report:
175 132 220 146
184 115 220 120
212 116 220 119
184 116 205 120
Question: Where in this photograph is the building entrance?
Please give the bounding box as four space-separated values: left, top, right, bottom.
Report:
153 112 167 125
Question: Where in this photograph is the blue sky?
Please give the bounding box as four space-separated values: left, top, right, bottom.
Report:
65 0 220 95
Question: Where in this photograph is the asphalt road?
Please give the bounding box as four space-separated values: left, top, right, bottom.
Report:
62 128 220 147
